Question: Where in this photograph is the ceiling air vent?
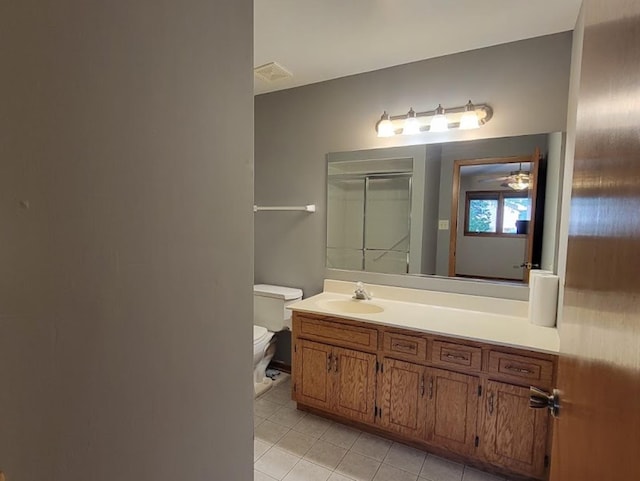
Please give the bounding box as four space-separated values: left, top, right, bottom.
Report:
254 61 293 82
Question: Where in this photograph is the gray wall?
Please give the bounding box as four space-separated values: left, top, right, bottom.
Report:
422 149 443 275
256 33 572 364
0 2 253 480
541 132 566 272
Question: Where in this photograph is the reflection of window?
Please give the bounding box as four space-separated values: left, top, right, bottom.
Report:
465 191 531 236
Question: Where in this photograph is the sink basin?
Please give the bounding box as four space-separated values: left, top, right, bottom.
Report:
316 299 385 314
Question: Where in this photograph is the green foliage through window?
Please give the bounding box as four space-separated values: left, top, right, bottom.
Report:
465 192 531 236
468 199 498 233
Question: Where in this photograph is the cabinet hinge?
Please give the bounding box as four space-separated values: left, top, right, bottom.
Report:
544 455 549 469
474 436 479 447
478 385 482 396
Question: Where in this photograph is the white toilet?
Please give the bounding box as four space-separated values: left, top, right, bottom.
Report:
253 284 302 397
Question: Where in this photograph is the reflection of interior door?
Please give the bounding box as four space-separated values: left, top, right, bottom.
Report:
520 148 541 283
448 149 540 282
550 1 640 479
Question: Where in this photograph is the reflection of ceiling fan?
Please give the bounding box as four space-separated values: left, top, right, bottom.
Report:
477 163 531 190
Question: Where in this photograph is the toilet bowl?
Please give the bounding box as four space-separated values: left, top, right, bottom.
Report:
253 284 303 397
253 325 276 396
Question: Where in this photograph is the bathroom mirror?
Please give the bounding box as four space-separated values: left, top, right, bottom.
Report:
326 132 565 284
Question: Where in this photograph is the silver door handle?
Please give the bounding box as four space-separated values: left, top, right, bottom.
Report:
529 386 560 417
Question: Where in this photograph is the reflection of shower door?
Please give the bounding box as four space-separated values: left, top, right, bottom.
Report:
364 175 411 274
326 174 411 274
326 177 366 270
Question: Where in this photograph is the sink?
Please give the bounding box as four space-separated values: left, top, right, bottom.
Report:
316 299 385 314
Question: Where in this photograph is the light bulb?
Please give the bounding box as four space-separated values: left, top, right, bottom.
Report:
403 108 420 135
430 104 448 132
460 101 480 129
376 111 395 137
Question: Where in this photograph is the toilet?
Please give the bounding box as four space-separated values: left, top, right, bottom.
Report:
253 284 303 397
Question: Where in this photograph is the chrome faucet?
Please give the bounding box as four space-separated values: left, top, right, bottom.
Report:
353 281 372 300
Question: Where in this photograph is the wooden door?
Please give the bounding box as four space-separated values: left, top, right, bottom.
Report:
332 346 377 424
482 381 548 478
448 150 541 282
378 358 427 439
551 1 640 480
294 339 334 411
425 368 479 456
521 148 541 283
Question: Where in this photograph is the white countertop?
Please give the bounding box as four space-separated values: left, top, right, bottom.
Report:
288 281 559 355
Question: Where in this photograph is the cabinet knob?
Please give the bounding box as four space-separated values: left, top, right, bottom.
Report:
529 386 560 417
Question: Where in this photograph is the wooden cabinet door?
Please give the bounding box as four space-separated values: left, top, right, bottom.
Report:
482 380 548 478
379 358 427 439
294 339 334 411
332 346 377 424
425 368 479 456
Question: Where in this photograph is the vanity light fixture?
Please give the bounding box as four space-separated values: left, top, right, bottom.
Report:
376 111 395 137
430 104 449 132
460 100 481 130
403 108 421 135
375 100 493 137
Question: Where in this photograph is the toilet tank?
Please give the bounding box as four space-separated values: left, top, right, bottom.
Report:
253 284 303 331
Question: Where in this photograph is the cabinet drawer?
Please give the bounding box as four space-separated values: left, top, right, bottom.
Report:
431 341 482 372
488 351 553 385
382 332 427 361
297 316 378 351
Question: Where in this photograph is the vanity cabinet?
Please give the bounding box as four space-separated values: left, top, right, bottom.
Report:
378 358 480 457
378 358 427 439
294 339 334 411
482 380 549 479
292 312 556 480
294 338 377 424
426 368 479 457
332 345 377 423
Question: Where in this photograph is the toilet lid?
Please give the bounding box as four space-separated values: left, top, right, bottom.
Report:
253 325 269 345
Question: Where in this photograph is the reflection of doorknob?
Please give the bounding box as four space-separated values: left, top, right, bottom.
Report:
529 386 560 417
514 262 540 270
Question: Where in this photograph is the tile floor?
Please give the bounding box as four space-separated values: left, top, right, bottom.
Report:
254 375 513 481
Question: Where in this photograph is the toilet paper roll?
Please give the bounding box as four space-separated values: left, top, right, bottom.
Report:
529 274 559 327
527 270 553 321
